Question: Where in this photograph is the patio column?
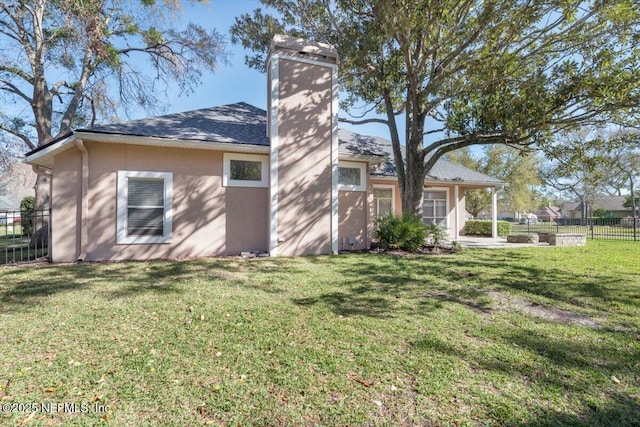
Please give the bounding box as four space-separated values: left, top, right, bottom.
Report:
491 186 498 238
454 185 460 239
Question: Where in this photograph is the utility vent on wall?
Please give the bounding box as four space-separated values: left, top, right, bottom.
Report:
342 237 357 251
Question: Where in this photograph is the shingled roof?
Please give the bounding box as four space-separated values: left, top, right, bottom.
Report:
78 102 270 147
32 102 505 186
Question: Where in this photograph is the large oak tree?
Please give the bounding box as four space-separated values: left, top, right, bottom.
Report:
0 0 225 207
232 0 640 216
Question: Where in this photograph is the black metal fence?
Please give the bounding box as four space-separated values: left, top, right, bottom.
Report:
1 209 50 264
511 218 639 241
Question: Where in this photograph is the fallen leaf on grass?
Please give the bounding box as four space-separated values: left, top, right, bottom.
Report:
372 399 383 407
197 406 208 417
42 387 57 393
611 375 621 384
347 373 374 387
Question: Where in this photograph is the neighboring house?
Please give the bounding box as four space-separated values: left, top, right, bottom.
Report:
535 206 561 222
0 161 36 212
0 195 21 212
0 195 22 225
25 36 505 262
569 196 631 219
559 202 580 218
497 211 517 221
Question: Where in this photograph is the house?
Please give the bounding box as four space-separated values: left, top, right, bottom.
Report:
25 35 505 262
568 196 631 219
0 195 22 212
535 206 561 222
559 201 580 218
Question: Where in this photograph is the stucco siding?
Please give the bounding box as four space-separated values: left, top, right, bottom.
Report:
338 190 368 251
275 58 333 256
51 149 82 262
77 141 268 261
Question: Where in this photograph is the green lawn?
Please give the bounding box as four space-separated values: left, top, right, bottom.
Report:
0 233 47 265
1 242 639 426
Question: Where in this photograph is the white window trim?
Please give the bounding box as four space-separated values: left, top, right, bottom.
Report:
338 161 367 192
373 184 395 217
117 170 173 244
423 186 450 230
223 153 269 188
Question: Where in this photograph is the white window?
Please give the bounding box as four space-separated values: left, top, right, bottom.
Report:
423 189 448 228
117 171 173 244
223 153 268 188
373 185 394 217
338 161 366 191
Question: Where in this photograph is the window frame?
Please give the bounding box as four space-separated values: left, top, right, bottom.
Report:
373 184 395 217
117 170 173 244
422 187 449 229
338 161 367 192
223 153 269 188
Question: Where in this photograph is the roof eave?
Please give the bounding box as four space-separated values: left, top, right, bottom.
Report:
371 174 507 187
24 133 77 168
338 153 387 164
74 131 270 154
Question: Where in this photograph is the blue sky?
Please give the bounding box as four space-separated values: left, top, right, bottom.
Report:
152 0 393 141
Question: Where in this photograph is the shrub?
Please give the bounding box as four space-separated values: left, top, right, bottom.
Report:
374 212 426 252
424 223 445 247
20 196 35 236
463 220 512 237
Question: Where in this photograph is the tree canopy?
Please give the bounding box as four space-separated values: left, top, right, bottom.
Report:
0 0 226 152
446 146 540 217
232 0 640 215
541 128 639 216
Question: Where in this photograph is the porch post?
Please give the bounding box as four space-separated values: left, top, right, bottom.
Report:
491 186 498 238
454 185 460 239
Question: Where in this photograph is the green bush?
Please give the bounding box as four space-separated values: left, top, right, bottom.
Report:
374 212 426 252
424 223 445 247
20 196 35 236
463 220 512 237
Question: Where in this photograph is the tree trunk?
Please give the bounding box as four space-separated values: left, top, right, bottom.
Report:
402 156 426 216
29 173 50 250
401 105 428 217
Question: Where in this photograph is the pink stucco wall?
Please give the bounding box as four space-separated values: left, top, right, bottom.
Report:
51 141 269 262
51 149 82 262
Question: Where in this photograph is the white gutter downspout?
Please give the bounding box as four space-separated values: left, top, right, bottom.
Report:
74 139 89 261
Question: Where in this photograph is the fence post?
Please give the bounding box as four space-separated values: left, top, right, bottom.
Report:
634 217 637 242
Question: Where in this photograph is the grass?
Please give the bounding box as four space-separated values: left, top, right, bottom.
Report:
0 232 47 265
1 241 639 426
0 224 22 237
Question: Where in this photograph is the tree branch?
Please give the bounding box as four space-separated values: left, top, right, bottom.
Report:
338 117 389 126
0 79 32 103
0 124 35 150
